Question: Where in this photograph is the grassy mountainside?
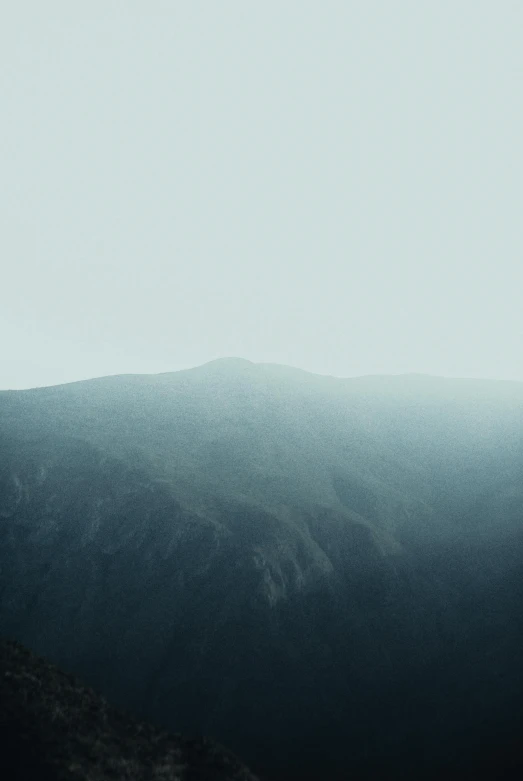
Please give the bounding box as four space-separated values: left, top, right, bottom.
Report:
0 359 522 779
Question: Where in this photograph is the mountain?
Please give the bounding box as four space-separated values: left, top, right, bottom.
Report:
0 636 258 780
1 358 522 779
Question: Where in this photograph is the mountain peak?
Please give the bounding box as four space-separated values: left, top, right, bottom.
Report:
203 357 254 369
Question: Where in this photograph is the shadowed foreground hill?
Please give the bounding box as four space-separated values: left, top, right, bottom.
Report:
0 637 258 781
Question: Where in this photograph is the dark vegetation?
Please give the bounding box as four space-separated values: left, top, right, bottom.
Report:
0 358 522 779
0 636 258 780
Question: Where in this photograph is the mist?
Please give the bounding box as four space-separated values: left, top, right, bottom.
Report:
2 1 521 389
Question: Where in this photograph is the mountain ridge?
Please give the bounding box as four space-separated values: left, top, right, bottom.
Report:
3 356 522 394
1 360 522 779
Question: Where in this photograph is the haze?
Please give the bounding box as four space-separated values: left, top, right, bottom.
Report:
1 1 521 390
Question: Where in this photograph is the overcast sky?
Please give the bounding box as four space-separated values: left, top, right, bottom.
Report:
1 1 521 389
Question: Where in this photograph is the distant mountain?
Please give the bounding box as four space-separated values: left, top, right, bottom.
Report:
1 359 522 779
0 636 258 780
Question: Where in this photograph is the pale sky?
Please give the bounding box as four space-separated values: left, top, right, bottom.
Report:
1 1 522 389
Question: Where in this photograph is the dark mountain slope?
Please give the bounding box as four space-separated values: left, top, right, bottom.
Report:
0 359 522 779
0 636 258 780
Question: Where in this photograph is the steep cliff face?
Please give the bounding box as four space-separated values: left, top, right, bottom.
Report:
1 360 522 779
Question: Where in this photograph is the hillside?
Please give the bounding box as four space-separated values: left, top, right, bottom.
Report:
0 636 258 780
1 359 522 779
